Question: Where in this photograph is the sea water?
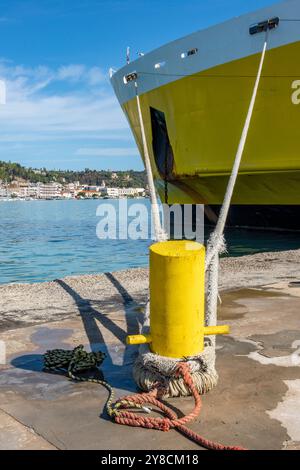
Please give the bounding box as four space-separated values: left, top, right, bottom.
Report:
0 199 299 284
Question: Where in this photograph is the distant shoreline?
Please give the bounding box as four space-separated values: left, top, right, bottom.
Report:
0 196 149 202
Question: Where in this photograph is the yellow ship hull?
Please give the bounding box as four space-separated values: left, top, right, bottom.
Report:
111 1 300 228
123 39 300 205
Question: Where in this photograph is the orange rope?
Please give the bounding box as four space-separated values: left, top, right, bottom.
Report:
111 362 246 451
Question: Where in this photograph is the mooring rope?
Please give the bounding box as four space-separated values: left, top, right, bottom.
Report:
134 33 268 341
205 33 268 330
110 362 245 450
205 34 269 270
134 82 167 243
43 349 244 450
134 81 168 331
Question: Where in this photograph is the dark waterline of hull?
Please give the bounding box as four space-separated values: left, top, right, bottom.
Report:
206 204 300 256
207 205 300 232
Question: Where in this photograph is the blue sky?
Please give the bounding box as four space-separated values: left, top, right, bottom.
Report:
0 0 278 171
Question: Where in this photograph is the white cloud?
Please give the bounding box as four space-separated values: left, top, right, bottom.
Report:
0 132 132 143
0 60 129 141
1 95 126 132
57 64 86 82
56 65 106 86
87 67 106 86
76 147 139 157
0 79 6 104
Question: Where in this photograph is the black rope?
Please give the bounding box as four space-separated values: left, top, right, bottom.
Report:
43 345 120 418
43 344 106 377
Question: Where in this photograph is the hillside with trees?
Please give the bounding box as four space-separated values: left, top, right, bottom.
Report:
0 161 147 188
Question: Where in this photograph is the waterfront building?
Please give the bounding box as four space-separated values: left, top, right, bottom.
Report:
103 187 120 198
36 183 62 199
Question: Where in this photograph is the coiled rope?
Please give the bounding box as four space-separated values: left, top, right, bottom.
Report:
43 347 244 450
44 345 116 413
109 361 245 450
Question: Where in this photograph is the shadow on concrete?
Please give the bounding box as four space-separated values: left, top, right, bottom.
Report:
12 354 44 372
104 272 134 304
11 275 145 395
56 278 127 346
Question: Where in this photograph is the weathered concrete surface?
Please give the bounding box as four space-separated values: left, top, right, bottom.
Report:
0 256 300 450
0 409 56 450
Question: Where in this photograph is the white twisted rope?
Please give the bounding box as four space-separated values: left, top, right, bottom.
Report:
132 35 268 395
205 34 268 329
135 83 168 243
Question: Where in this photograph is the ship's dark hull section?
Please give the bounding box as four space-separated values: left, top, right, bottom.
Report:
206 205 300 231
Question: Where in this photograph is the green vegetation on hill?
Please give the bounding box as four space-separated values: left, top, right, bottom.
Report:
0 161 147 188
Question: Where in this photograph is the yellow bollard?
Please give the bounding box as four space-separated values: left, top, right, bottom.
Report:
126 240 229 358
